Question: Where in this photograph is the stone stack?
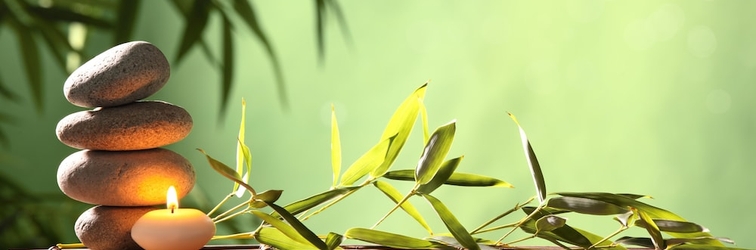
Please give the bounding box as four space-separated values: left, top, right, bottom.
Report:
55 41 196 250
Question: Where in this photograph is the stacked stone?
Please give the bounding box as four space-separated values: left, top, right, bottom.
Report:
55 41 196 250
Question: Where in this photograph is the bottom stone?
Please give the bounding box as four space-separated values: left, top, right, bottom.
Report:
75 206 156 250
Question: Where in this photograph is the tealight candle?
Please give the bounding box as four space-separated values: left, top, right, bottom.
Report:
131 186 215 250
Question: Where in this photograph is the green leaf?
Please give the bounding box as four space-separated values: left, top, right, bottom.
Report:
427 236 499 250
0 72 19 102
330 104 342 187
419 93 430 143
231 0 288 109
415 121 456 185
6 12 43 112
255 227 319 250
250 189 283 208
508 113 547 203
615 236 655 248
371 83 427 177
251 210 311 245
416 156 463 194
26 6 111 28
547 196 629 215
219 11 235 117
635 219 708 233
383 169 513 188
520 207 625 249
113 0 141 44
344 228 448 249
422 193 479 250
325 232 343 250
535 215 566 232
234 99 250 197
339 136 392 186
197 148 256 196
314 0 326 61
174 0 213 64
373 180 432 234
278 186 358 217
266 202 328 250
32 20 71 73
636 207 666 250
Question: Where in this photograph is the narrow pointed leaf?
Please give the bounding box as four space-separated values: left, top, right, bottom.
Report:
535 215 567 232
383 169 513 188
344 228 448 249
232 0 288 109
508 113 546 203
255 227 319 250
256 190 283 203
636 208 666 250
174 0 213 64
325 0 353 46
547 196 629 215
8 17 43 112
371 83 427 177
325 232 343 250
635 219 708 233
340 136 392 185
427 236 499 250
266 202 328 250
251 210 311 245
0 73 19 102
197 149 255 196
219 11 235 116
416 156 463 194
615 236 656 248
26 6 111 28
373 180 432 234
420 100 430 143
233 99 249 197
278 186 358 217
422 194 479 250
314 0 326 61
113 0 141 43
618 193 653 200
331 104 342 187
33 20 70 73
520 207 625 249
415 121 456 185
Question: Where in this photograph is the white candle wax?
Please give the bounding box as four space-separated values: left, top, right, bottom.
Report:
131 186 215 250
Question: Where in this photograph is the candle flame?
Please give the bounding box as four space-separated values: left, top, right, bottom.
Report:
167 186 178 213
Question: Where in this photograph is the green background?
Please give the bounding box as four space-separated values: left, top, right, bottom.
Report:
2 0 754 248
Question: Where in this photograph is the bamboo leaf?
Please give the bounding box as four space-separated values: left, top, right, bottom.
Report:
314 0 326 61
266 202 328 250
636 208 666 250
383 169 513 188
373 180 432 234
248 189 283 208
416 156 463 194
26 6 111 28
0 73 19 102
508 112 547 203
7 15 43 112
331 104 342 187
427 236 499 250
535 215 566 232
197 148 256 196
277 186 358 217
422 193 479 250
547 196 629 215
415 121 456 185
219 11 235 116
251 210 311 245
420 100 430 143
174 0 213 64
325 232 343 250
339 136 392 186
32 20 71 73
234 99 250 197
520 207 625 249
344 228 448 249
371 83 427 177
255 227 319 250
324 0 352 47
615 236 655 248
231 0 288 109
113 0 141 43
635 219 708 233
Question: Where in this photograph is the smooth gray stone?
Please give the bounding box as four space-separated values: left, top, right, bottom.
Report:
75 206 156 250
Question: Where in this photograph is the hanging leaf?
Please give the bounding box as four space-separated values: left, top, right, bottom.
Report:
314 0 326 61
415 121 456 185
422 193 479 250
233 99 249 197
547 196 629 215
371 83 427 177
251 210 311 245
340 136 392 186
416 156 463 194
324 0 352 45
325 232 343 250
266 202 328 250
32 20 70 73
419 98 430 143
277 186 358 217
113 0 141 43
344 228 449 249
25 6 111 28
636 208 666 250
174 0 213 64
373 180 432 234
219 11 235 117
383 169 513 188
231 0 288 109
7 15 43 112
197 148 256 196
255 227 319 250
508 112 547 203
330 104 342 187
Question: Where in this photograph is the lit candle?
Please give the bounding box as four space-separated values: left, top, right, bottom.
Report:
131 186 215 250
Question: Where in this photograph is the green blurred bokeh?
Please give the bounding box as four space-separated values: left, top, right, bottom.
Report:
2 0 755 248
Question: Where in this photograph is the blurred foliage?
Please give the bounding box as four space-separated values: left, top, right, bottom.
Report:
184 84 749 250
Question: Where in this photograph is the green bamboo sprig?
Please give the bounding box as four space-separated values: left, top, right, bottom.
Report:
471 196 534 234
207 192 236 217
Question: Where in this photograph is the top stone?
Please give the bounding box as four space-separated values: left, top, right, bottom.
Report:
64 41 170 108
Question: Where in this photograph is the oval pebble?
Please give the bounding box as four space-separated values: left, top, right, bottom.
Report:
56 100 193 151
58 148 195 206
64 41 170 108
75 206 156 250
